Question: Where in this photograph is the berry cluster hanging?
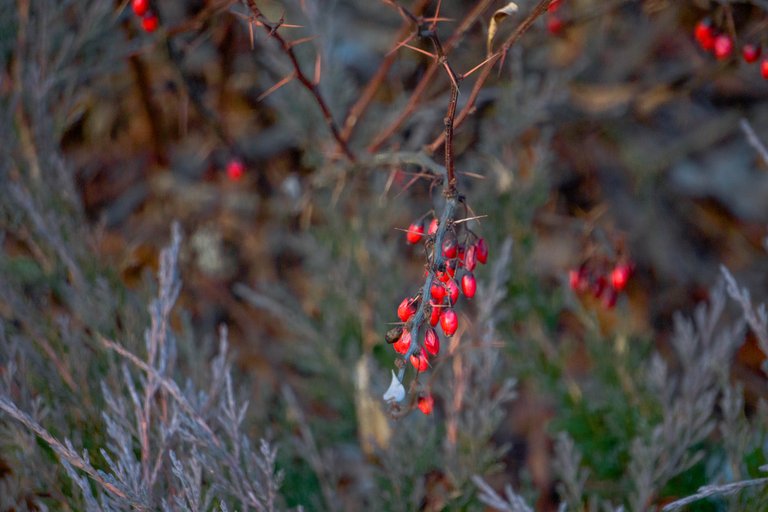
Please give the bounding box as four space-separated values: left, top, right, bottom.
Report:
384 211 489 415
693 13 767 78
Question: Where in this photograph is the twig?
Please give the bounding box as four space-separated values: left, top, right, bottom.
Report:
243 1 356 162
426 0 553 154
339 0 431 144
740 118 768 166
367 0 495 154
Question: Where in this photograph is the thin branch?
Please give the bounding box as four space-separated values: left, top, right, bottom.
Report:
367 0 495 154
243 1 356 162
339 0 431 143
426 0 553 154
740 118 768 166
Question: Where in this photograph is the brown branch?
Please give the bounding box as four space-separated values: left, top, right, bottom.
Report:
339 0 431 144
426 0 553 155
244 1 356 162
367 0 495 154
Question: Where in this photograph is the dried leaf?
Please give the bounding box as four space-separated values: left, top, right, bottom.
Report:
487 2 518 56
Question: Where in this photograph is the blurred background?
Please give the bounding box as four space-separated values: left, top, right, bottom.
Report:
2 0 768 509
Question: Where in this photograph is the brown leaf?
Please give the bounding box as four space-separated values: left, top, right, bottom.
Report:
487 2 518 56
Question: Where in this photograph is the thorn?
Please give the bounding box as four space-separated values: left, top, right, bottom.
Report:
430 0 444 30
402 43 437 59
313 52 322 85
256 71 297 101
387 34 417 56
287 35 318 49
463 52 498 78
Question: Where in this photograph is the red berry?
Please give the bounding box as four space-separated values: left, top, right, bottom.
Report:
424 328 439 356
762 59 768 80
547 15 564 35
406 222 424 244
141 12 159 32
397 297 417 322
610 264 631 292
713 34 733 60
568 269 582 292
464 245 477 271
427 218 439 235
393 330 411 354
440 309 458 337
410 351 429 372
694 19 715 52
547 0 562 13
442 238 458 259
446 260 458 279
226 159 245 181
446 279 459 305
436 267 451 283
461 272 477 298
742 44 761 64
132 0 150 16
417 394 434 415
429 302 440 326
475 238 488 264
430 282 446 302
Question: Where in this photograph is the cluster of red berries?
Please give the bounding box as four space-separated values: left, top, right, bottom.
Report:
131 0 159 33
389 216 488 414
547 0 565 35
569 260 632 309
693 18 767 78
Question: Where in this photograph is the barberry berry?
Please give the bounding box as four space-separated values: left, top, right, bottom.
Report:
406 222 424 244
410 351 429 372
742 44 761 64
610 264 631 292
424 328 439 356
568 268 583 292
440 308 458 337
461 272 476 298
393 330 411 354
428 218 438 235
142 12 159 32
713 34 733 60
446 279 459 305
397 297 417 322
547 15 564 35
694 19 716 52
464 245 477 271
429 302 440 326
475 238 488 264
430 282 446 302
442 238 458 259
132 0 149 17
417 394 434 415
762 59 768 79
226 159 245 181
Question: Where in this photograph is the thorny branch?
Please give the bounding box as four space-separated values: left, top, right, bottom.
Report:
426 0 554 154
243 0 356 162
367 0 495 154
